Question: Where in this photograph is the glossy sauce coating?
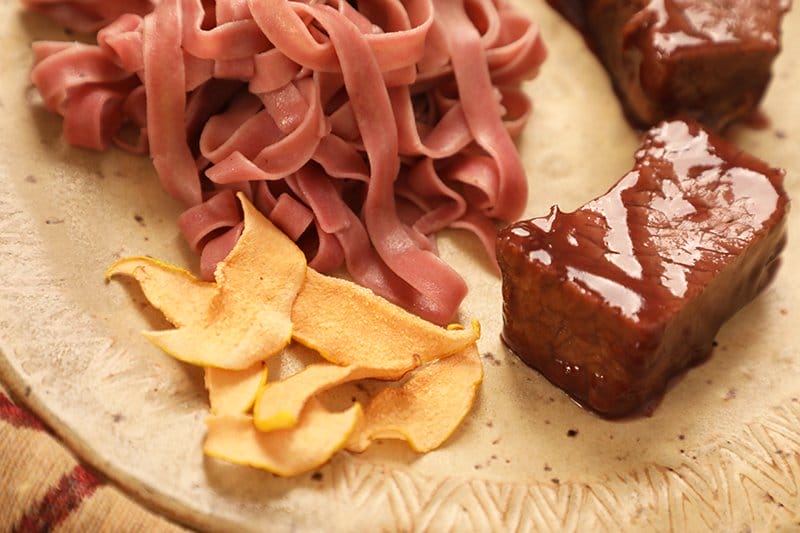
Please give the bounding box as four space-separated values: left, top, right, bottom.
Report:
548 0 790 129
498 120 788 416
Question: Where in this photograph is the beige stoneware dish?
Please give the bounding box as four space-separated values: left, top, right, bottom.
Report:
1 1 799 531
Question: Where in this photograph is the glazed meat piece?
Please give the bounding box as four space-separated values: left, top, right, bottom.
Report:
497 120 788 417
549 0 791 130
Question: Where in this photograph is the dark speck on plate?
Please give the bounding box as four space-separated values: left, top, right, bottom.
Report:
134 214 145 226
311 471 323 481
481 352 502 367
566 429 578 437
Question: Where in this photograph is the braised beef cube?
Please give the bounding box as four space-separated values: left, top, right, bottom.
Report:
548 0 791 129
497 120 788 416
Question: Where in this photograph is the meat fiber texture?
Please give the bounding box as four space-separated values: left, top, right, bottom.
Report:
25 0 546 325
548 0 791 130
497 119 789 417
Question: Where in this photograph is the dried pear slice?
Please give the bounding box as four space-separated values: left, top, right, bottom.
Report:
346 344 483 453
110 193 307 369
108 190 485 475
252 360 416 432
106 257 213 326
142 306 292 370
205 363 267 415
204 397 362 477
292 268 480 372
212 192 306 313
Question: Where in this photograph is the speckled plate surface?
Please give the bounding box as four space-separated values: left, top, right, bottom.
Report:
2 2 799 531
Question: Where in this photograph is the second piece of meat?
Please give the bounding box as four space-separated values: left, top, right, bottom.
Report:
549 0 791 130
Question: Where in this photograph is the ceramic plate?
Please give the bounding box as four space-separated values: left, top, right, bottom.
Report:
2 2 799 531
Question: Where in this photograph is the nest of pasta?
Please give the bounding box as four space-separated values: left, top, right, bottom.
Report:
27 0 546 324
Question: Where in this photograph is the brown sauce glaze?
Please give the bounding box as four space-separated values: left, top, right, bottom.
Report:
547 0 791 130
497 119 789 417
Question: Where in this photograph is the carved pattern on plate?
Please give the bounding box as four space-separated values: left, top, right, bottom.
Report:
322 403 800 531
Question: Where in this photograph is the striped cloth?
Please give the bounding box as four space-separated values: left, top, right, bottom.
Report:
0 383 190 532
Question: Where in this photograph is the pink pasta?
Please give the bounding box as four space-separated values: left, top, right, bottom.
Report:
26 0 546 325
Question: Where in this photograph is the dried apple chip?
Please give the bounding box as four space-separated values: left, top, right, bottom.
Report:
205 363 267 415
108 191 486 476
109 193 307 369
143 307 292 370
212 193 306 308
108 258 269 414
105 257 213 326
253 361 416 432
346 344 483 453
292 269 480 373
204 397 362 477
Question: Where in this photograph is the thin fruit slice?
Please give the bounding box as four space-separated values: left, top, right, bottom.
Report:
107 191 486 476
205 363 267 415
204 397 362 477
253 361 416 432
143 305 294 370
112 193 308 369
213 192 306 310
292 268 480 372
106 257 214 326
346 344 483 453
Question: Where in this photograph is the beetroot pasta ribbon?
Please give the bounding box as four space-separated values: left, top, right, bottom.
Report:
26 0 546 324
